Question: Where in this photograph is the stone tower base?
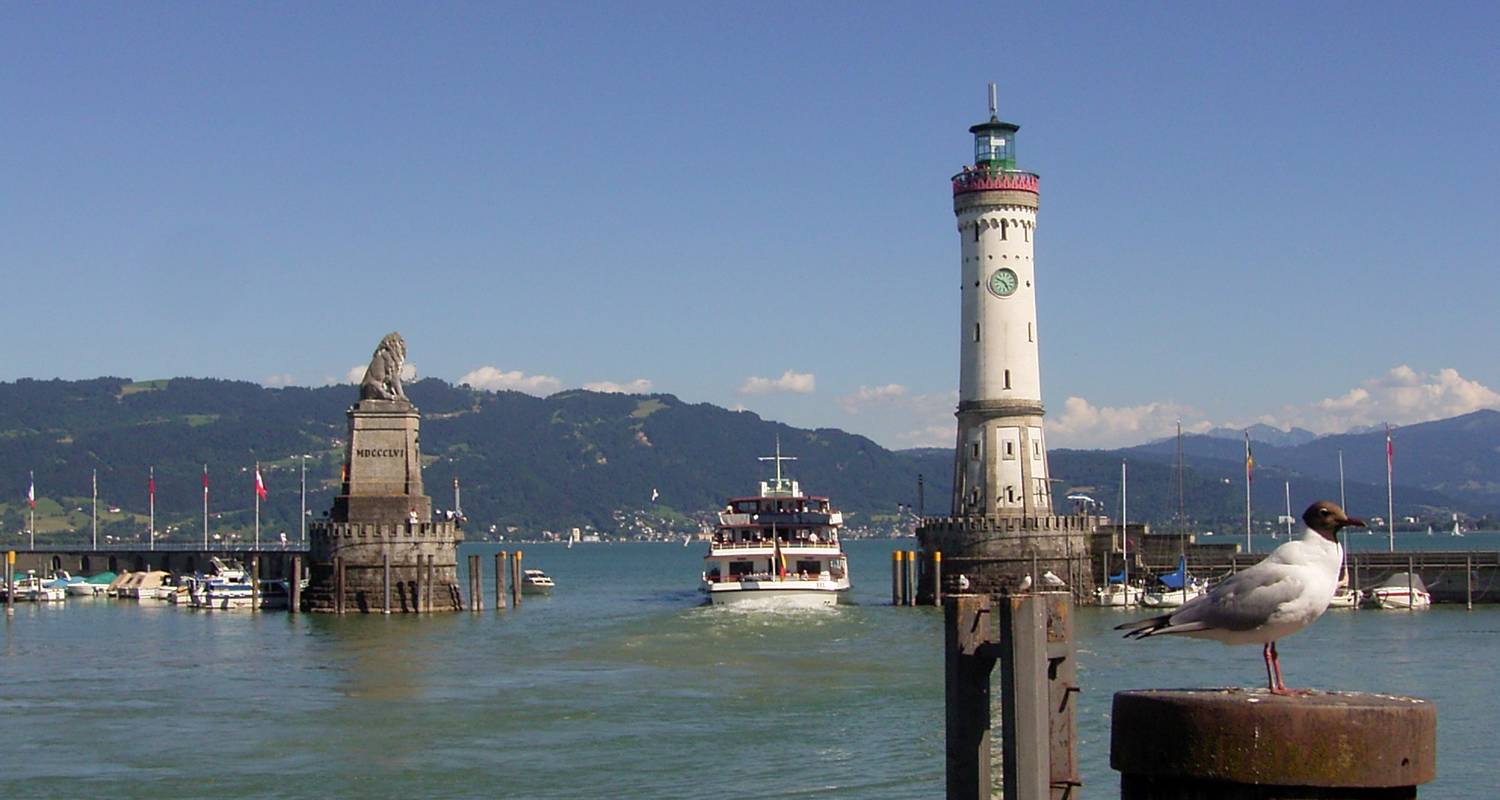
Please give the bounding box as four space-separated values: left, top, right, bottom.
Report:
917 514 1100 603
303 519 462 612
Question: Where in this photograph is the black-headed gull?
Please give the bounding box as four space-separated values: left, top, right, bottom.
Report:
1116 500 1365 695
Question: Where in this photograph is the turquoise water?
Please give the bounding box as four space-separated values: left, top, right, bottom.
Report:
2 538 1495 797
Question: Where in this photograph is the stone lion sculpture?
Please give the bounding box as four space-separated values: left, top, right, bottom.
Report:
359 332 409 402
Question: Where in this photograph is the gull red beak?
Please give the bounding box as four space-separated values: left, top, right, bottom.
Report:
1343 517 1366 528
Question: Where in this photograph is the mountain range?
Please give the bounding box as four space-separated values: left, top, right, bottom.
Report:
1 376 1495 543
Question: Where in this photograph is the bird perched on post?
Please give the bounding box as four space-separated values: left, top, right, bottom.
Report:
1116 500 1365 695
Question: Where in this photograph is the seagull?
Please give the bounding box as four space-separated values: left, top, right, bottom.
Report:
1116 500 1364 695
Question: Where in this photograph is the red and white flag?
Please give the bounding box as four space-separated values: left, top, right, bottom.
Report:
27 471 35 509
148 467 155 499
255 464 268 501
1386 425 1394 472
202 464 210 497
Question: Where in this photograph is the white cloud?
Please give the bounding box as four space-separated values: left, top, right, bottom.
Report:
1048 397 1208 449
459 366 562 396
838 383 908 413
739 370 815 395
263 373 297 388
1257 365 1500 433
583 378 654 394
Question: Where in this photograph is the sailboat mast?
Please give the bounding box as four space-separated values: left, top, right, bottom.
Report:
1244 431 1252 554
92 468 98 551
1121 459 1129 596
1284 481 1292 538
1386 424 1395 553
300 456 308 544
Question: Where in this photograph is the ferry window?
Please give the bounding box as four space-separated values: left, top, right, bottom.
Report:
729 561 753 578
796 560 821 575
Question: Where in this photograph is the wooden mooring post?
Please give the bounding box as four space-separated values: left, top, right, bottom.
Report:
892 550 903 605
333 556 345 615
468 554 482 612
906 551 918 606
510 550 523 608
382 552 391 614
5 551 14 615
1112 690 1435 798
288 555 301 614
943 592 1079 800
249 555 260 612
496 550 507 609
932 550 943 607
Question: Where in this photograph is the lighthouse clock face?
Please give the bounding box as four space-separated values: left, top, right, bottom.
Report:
988 267 1019 298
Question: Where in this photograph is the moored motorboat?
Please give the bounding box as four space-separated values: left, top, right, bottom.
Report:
1094 582 1144 607
520 569 555 594
1363 572 1432 609
700 443 851 608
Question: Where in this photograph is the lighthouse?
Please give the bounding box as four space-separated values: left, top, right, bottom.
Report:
952 84 1049 518
917 86 1094 600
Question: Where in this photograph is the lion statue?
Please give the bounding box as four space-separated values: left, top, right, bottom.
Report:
359 332 409 402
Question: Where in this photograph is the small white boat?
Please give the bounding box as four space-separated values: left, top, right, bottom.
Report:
1327 587 1360 608
1363 572 1432 609
13 573 67 602
521 568 555 595
1095 583 1144 607
1141 583 1206 608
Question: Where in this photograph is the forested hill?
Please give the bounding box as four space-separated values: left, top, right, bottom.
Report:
1 377 1494 544
0 377 937 541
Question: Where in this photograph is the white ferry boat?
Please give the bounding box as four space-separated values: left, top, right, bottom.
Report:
700 444 851 608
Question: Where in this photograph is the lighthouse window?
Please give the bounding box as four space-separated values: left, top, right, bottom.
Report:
971 443 980 459
1004 441 1014 458
1000 220 1008 241
974 224 980 243
1004 369 1011 389
973 323 981 342
1028 323 1033 342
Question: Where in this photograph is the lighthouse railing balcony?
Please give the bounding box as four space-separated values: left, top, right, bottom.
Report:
951 166 1039 196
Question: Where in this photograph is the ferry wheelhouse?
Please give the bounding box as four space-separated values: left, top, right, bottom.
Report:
700 446 851 607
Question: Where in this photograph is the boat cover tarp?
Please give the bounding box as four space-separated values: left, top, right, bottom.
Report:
1372 572 1429 592
85 571 117 584
1154 558 1192 590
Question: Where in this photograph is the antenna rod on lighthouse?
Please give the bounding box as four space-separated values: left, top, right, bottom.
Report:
988 82 997 117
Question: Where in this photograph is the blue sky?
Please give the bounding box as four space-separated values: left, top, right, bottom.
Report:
4 2 1497 449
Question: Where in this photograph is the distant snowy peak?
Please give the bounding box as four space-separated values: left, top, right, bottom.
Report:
1203 424 1319 448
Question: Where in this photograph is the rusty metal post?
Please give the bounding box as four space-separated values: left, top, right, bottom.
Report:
1407 556 1415 613
501 549 513 612
932 551 943 607
289 555 301 613
944 593 995 800
1112 690 1436 798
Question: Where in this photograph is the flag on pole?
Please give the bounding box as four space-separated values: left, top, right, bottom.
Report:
255 464 268 501
1244 431 1255 482
28 472 36 509
92 469 97 499
148 467 155 499
1386 425 1394 469
203 464 209 497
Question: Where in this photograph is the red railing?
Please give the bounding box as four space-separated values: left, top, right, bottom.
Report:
951 168 1039 196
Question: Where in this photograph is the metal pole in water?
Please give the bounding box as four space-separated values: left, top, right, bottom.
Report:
892 550 902 606
250 555 260 612
1466 555 1473 610
907 551 918 606
469 554 482 612
1407 556 1414 613
383 552 391 614
289 555 301 614
511 550 523 608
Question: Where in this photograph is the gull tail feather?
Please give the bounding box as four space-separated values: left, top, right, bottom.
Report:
1116 614 1210 639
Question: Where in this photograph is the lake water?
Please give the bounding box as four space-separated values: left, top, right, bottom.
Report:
2 536 1495 798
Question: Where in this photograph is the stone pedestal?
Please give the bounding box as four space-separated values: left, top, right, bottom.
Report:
917 514 1097 603
303 399 463 612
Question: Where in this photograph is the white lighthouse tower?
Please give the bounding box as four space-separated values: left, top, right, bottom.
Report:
917 86 1094 600
951 84 1050 518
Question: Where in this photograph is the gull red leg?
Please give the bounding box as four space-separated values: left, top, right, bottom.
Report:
1269 641 1294 696
1262 642 1276 691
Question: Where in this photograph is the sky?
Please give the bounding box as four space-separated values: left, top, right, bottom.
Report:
3 2 1498 450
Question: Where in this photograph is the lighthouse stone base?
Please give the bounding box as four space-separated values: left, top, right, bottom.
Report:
302 399 463 612
917 514 1098 603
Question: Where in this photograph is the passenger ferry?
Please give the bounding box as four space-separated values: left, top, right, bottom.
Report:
700 444 851 608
